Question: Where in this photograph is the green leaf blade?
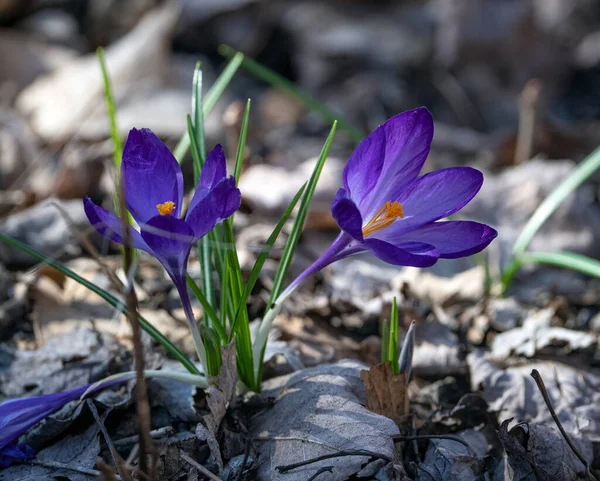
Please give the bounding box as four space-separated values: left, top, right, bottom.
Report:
174 52 244 162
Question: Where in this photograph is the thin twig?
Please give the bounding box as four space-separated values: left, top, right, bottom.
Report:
113 426 174 448
27 459 118 479
180 451 223 481
119 184 156 479
531 369 600 481
514 79 542 165
307 466 334 481
392 434 474 456
87 400 132 481
233 438 253 481
276 450 391 474
95 461 122 481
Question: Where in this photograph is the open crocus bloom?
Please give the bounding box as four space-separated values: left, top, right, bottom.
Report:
84 128 241 364
285 107 497 294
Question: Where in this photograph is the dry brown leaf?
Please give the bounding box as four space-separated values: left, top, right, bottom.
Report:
360 362 408 426
204 340 237 433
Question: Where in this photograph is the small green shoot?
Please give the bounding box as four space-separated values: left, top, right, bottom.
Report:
388 297 399 374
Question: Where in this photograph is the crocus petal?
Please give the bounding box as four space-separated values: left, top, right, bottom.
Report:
0 385 91 454
83 197 150 252
397 221 498 258
344 108 433 218
186 145 229 215
140 215 195 284
185 177 241 240
198 144 227 191
121 128 184 224
0 443 35 466
331 188 364 241
0 376 128 464
364 238 439 267
379 167 483 238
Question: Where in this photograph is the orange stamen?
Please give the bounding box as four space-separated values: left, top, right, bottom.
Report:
362 201 404 237
156 201 176 216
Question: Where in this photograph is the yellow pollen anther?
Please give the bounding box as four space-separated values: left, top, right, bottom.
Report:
362 201 404 237
156 201 176 216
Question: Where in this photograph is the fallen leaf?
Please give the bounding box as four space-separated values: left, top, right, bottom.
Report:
417 430 489 481
498 420 592 481
360 362 408 426
250 360 400 481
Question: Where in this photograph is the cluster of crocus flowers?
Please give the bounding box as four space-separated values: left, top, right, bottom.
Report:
0 108 497 467
84 128 241 368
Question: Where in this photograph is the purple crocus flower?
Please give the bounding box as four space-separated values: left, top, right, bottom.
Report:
285 107 497 293
0 378 125 467
83 128 241 364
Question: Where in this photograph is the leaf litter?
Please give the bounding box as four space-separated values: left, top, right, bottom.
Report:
2 0 600 479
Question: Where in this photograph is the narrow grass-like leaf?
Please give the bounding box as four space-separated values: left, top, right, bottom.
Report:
186 116 203 176
190 65 215 309
503 251 600 287
228 183 306 342
174 52 244 161
219 45 364 144
389 297 399 374
185 275 226 341
266 121 337 307
220 216 255 389
219 253 229 332
96 47 123 171
381 319 389 365
192 62 207 163
201 325 222 376
0 233 199 375
502 147 600 290
253 121 337 382
233 99 251 183
512 147 600 257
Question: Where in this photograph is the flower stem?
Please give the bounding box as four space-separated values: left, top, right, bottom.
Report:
178 285 209 373
252 232 352 378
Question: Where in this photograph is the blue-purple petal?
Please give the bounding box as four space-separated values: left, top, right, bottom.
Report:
121 128 184 224
379 167 483 238
83 197 150 251
0 443 35 466
364 238 439 267
344 108 433 218
398 221 498 258
199 144 227 191
331 188 364 241
0 376 127 465
186 145 228 216
185 177 241 240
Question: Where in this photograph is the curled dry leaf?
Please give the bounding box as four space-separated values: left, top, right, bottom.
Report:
498 419 592 481
198 341 238 473
360 362 408 427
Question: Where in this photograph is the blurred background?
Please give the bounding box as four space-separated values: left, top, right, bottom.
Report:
1 0 600 303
